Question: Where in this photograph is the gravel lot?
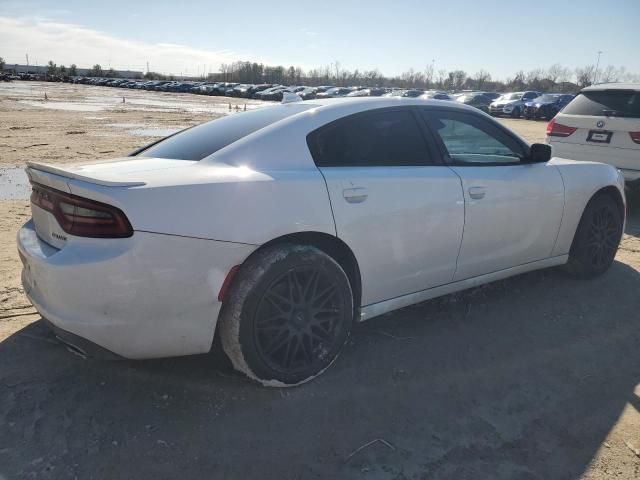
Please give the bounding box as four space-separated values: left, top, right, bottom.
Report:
1 82 639 480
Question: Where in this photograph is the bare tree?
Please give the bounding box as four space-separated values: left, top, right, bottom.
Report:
89 64 103 77
424 63 434 89
435 69 447 89
599 65 619 83
509 70 525 90
47 60 57 76
546 63 562 83
448 70 467 91
575 65 596 87
474 69 491 90
332 61 342 84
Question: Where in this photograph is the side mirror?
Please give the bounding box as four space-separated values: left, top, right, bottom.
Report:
529 143 552 163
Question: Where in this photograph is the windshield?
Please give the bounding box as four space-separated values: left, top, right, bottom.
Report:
562 90 640 118
457 95 481 102
533 94 558 102
138 104 314 160
499 93 523 101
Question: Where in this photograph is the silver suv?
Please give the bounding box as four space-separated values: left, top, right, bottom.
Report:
490 91 540 118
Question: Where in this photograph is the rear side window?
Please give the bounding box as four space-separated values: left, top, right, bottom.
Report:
562 91 640 118
307 109 433 167
138 104 313 160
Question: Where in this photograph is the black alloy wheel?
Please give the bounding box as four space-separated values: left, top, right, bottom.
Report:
254 266 346 376
565 194 623 277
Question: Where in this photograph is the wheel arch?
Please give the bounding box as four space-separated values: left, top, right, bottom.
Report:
589 185 625 219
568 184 625 253
240 231 362 314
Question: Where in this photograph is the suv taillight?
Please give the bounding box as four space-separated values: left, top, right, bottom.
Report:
31 183 133 238
630 132 640 144
546 118 577 137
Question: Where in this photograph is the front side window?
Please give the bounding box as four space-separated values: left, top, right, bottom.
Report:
423 110 525 165
307 109 433 167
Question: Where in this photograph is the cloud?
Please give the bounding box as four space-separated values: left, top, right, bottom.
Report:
299 28 318 37
0 16 257 75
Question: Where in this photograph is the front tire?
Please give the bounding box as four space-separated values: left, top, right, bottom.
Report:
219 244 354 386
564 194 623 278
511 107 521 118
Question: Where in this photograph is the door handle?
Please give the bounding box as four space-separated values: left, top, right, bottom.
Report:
468 186 486 200
343 187 368 203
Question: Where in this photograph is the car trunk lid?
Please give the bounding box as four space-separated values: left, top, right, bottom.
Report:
26 157 195 247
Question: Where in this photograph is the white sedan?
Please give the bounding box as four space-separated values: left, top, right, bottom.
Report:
18 97 626 386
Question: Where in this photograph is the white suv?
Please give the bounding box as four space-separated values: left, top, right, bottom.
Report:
547 83 640 188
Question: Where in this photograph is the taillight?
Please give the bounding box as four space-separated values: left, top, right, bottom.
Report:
546 118 577 137
30 183 133 238
630 132 640 144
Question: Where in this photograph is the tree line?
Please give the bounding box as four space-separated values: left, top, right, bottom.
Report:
3 56 638 92
214 60 639 92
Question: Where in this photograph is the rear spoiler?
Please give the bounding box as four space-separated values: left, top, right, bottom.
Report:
26 162 146 187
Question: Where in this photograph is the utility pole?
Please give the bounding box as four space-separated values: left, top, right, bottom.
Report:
594 50 603 84
25 54 29 67
146 61 150 74
431 58 435 88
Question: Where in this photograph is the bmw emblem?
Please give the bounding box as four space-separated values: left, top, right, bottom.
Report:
596 120 605 128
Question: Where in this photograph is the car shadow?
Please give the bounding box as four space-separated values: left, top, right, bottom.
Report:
1 261 639 479
626 189 640 238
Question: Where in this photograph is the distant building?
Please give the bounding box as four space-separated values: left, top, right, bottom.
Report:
2 64 143 78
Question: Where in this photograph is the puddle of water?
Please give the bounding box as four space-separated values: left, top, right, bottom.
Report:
106 123 185 137
108 123 147 129
20 100 107 112
0 167 31 200
3 81 269 115
129 128 184 137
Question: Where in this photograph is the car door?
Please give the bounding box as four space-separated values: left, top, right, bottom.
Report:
422 108 564 280
307 107 465 306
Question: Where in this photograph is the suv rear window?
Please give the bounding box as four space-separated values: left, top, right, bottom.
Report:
562 90 640 118
138 104 314 160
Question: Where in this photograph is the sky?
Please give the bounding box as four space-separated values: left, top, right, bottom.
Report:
1 0 639 79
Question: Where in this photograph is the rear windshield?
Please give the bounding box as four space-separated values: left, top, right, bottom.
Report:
562 90 640 118
138 104 313 160
534 94 558 102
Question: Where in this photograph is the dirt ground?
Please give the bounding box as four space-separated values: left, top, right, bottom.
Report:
1 82 639 480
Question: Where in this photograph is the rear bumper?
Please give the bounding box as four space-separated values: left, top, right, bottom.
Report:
17 220 256 359
43 318 123 359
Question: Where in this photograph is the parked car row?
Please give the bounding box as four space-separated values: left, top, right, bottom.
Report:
7 75 577 121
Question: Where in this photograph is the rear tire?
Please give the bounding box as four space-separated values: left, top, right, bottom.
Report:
218 244 354 386
564 194 623 278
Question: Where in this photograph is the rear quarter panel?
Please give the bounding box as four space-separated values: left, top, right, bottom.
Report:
65 162 337 245
550 158 625 256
